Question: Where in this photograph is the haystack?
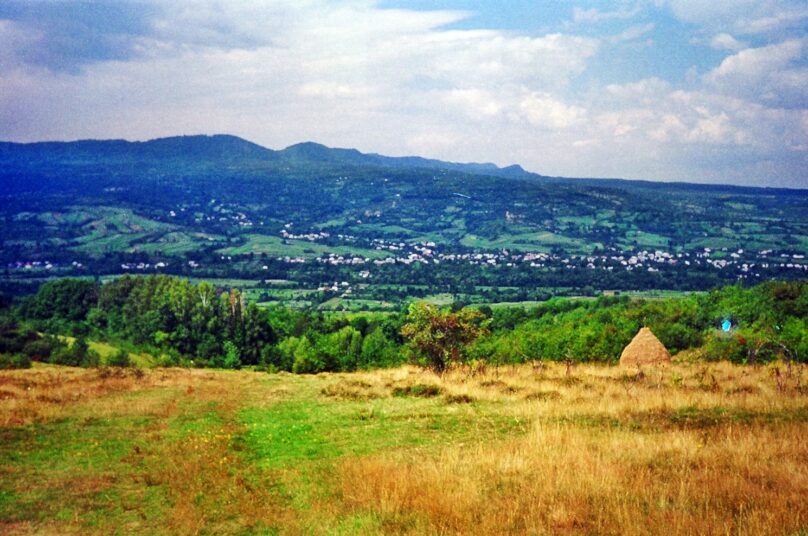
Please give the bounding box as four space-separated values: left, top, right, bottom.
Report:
620 327 671 367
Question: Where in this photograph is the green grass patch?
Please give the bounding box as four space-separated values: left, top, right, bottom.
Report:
460 231 593 253
241 391 523 469
218 234 391 259
0 412 168 531
620 230 670 248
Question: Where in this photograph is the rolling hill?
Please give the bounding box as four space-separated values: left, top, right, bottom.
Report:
1 134 806 306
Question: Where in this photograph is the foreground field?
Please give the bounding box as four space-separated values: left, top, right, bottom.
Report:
1 361 807 535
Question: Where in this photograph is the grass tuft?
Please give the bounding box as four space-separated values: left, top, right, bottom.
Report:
391 383 443 398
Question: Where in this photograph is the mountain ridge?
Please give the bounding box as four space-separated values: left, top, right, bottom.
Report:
0 134 545 182
1 132 806 304
1 133 806 193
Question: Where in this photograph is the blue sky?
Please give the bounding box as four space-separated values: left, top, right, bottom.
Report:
0 1 806 187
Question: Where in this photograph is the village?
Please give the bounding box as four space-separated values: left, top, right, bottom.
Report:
6 234 808 281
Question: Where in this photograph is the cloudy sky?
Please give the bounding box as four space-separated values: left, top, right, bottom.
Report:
1 1 806 187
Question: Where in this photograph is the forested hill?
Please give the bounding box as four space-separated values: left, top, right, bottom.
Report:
0 135 538 181
1 135 806 306
4 276 806 371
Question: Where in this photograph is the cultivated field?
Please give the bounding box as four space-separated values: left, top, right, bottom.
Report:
1 361 807 535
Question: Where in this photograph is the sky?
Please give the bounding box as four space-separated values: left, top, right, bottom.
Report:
0 1 806 188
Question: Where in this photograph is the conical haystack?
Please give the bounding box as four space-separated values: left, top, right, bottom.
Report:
620 327 671 367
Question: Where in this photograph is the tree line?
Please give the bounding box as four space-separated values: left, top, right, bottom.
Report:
1 276 805 371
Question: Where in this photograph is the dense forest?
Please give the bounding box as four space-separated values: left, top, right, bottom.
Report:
2 276 805 371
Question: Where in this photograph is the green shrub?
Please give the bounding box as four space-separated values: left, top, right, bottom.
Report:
291 337 323 374
49 337 100 368
108 349 132 368
0 353 32 369
703 330 779 364
260 345 289 372
81 350 100 368
222 341 242 370
401 302 487 373
23 336 64 362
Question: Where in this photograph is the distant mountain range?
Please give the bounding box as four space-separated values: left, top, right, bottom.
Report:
0 134 541 182
1 133 806 303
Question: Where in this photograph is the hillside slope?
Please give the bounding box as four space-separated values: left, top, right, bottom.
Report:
1 135 806 304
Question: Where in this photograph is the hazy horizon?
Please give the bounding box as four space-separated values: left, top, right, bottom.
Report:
1 1 806 188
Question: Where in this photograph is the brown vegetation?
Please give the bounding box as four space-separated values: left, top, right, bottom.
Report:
338 422 808 535
323 362 808 535
620 327 671 367
0 366 162 427
0 365 287 535
1 361 807 535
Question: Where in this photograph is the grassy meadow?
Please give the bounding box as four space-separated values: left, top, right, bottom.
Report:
1 360 807 535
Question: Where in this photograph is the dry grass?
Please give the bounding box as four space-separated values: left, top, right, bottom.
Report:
320 361 807 418
0 366 289 535
0 365 160 427
1 360 806 535
338 422 808 535
323 361 808 535
135 374 289 535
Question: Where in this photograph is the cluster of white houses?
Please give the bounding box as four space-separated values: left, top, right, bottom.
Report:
7 230 807 281
296 241 808 279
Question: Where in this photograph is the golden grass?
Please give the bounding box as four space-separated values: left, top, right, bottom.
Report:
319 360 807 418
0 364 238 427
322 361 808 535
1 360 806 535
338 422 808 535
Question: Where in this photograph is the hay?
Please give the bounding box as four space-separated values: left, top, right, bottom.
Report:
620 327 671 367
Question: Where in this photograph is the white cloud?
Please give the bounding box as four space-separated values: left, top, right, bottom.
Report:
709 33 746 51
664 0 808 35
703 39 808 107
572 6 640 24
610 23 655 43
519 93 586 129
605 77 671 104
707 39 803 79
443 89 504 118
416 32 599 91
298 81 375 99
1 0 806 187
737 8 808 34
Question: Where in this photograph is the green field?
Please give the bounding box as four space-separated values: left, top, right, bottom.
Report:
218 234 391 259
317 298 397 311
620 229 670 249
132 232 225 255
1 362 806 535
57 335 157 368
65 207 177 257
460 231 594 253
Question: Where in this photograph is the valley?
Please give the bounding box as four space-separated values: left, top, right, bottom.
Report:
1 135 806 308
